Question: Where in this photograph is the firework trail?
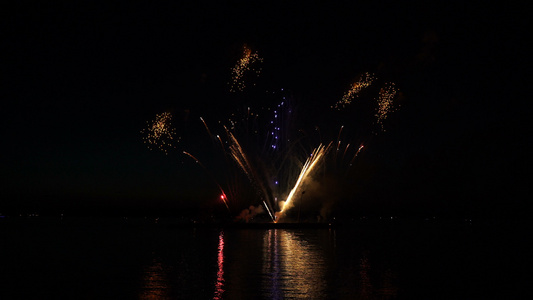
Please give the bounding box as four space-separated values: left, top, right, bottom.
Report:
182 151 230 212
349 144 365 166
226 130 275 221
227 131 254 181
276 143 332 222
196 113 278 218
140 112 178 155
342 143 351 162
193 118 242 210
334 125 344 162
333 72 375 110
344 144 365 176
200 116 213 138
375 82 400 132
228 45 263 92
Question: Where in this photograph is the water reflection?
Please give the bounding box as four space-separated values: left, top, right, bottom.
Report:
337 248 398 299
359 255 373 298
357 254 398 299
213 231 225 300
262 230 329 299
139 257 170 300
6 220 515 298
260 229 398 299
135 228 398 299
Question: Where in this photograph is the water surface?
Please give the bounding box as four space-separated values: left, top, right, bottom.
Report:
0 218 526 299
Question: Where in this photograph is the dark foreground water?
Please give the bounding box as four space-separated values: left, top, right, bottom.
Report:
0 218 528 299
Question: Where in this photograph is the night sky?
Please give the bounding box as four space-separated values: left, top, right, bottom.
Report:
2 1 529 218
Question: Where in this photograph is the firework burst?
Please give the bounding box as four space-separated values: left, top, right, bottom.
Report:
333 72 375 110
140 112 178 154
228 45 263 92
375 82 400 132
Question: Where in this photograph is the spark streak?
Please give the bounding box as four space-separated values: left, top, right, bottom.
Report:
277 143 331 222
200 117 213 138
227 132 254 180
183 151 230 211
226 131 275 221
347 144 365 173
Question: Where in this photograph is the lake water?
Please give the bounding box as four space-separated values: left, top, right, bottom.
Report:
0 218 527 299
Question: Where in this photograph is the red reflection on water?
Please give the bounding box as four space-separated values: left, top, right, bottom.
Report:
357 254 398 299
359 255 372 298
213 231 225 300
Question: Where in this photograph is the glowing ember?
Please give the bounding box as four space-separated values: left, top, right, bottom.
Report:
141 112 178 155
333 72 375 110
375 82 400 132
228 45 263 92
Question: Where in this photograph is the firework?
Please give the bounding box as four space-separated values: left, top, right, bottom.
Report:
349 144 364 166
191 93 366 222
333 72 375 110
200 117 213 138
141 45 402 223
276 143 332 222
226 130 276 221
228 45 263 92
375 83 400 132
140 112 178 155
193 97 297 220
227 131 254 181
183 151 230 212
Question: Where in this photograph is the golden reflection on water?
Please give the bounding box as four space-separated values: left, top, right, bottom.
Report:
262 230 328 298
261 229 398 299
136 229 398 299
139 258 170 300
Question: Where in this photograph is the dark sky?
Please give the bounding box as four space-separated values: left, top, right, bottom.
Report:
2 1 529 218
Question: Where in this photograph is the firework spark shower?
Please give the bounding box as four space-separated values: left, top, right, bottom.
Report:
140 112 178 155
333 72 375 110
228 45 263 93
375 83 400 132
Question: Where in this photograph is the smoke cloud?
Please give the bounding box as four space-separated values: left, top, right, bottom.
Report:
235 205 265 223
